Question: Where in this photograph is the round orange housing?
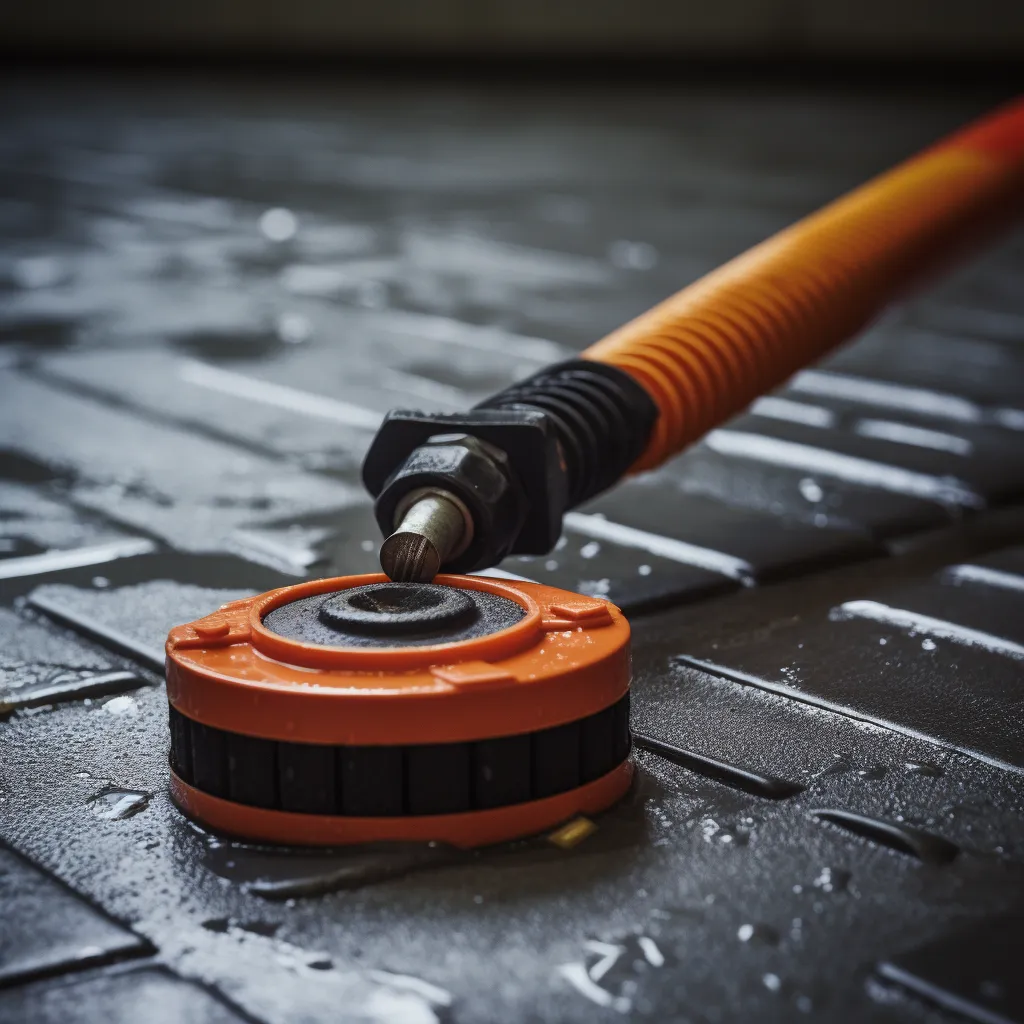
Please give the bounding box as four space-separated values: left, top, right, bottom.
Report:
165 574 633 847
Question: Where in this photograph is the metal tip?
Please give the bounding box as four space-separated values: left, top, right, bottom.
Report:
379 490 471 583
379 531 441 583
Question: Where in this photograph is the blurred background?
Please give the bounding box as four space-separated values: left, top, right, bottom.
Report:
2 0 1023 63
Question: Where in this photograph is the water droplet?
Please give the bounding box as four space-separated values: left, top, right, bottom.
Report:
763 973 782 993
796 995 813 1012
608 240 658 270
102 695 138 717
737 923 779 945
921 638 937 651
637 564 652 576
91 576 110 589
579 541 600 559
905 760 943 777
259 207 298 242
276 311 312 345
89 787 150 821
701 818 749 846
798 477 824 503
544 559 559 571
980 980 1004 999
812 867 851 893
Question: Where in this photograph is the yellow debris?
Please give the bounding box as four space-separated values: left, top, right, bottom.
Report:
547 816 597 849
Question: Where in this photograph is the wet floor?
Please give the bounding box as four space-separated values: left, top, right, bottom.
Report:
1 72 1024 1023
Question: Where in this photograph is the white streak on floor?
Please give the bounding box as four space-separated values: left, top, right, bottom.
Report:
705 429 982 507
557 963 630 1013
677 655 1024 776
280 264 349 296
637 937 665 967
854 419 973 456
229 528 320 573
944 564 1024 594
832 600 1024 660
179 360 382 430
564 512 751 581
366 970 453 1008
368 309 571 363
0 538 156 579
583 941 625 982
751 396 835 428
994 407 1024 431
380 368 471 406
791 370 981 423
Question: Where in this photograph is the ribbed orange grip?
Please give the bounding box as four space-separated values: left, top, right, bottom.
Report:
584 98 1024 472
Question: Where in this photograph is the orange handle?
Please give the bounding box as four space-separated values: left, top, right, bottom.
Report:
584 98 1024 472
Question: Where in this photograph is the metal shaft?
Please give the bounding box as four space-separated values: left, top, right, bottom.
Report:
379 490 470 583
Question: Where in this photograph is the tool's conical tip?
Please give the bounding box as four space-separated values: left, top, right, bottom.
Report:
379 531 442 583
379 490 470 583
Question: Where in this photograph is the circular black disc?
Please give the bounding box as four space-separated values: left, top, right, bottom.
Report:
262 582 525 649
319 583 476 636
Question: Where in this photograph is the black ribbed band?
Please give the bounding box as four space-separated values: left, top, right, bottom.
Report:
170 692 630 817
475 360 658 508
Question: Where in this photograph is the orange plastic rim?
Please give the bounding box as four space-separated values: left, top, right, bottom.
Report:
170 761 634 849
166 573 631 746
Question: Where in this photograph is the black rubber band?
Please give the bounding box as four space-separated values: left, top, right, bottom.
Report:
169 691 631 818
475 359 658 508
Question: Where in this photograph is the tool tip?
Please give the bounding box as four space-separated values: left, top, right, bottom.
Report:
379 531 442 583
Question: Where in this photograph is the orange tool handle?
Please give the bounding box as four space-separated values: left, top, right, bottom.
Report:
584 98 1024 472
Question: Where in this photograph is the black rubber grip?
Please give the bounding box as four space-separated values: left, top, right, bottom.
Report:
169 691 630 817
475 360 658 508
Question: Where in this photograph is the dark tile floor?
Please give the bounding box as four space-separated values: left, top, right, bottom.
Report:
1 72 1023 1022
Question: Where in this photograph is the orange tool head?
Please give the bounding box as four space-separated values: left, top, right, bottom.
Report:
165 574 632 847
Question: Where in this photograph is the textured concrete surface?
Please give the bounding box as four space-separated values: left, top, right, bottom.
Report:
0 74 1023 1022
